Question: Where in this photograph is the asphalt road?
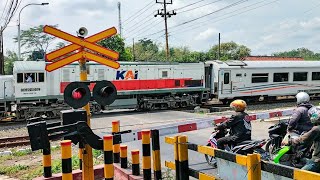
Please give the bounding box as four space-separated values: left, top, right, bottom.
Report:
90 110 277 178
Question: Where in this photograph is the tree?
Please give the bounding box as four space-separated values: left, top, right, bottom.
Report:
98 35 132 61
4 50 18 75
272 47 320 60
208 41 251 60
13 25 58 60
133 38 159 61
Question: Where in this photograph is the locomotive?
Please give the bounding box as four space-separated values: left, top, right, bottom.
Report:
2 60 320 121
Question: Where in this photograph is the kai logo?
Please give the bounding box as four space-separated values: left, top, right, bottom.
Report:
116 70 138 80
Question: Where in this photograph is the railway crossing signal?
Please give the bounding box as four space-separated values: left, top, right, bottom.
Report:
43 25 120 71
43 26 121 180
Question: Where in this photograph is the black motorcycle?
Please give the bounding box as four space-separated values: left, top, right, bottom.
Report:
205 127 269 167
265 120 288 155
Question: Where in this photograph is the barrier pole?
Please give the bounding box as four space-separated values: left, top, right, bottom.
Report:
247 153 261 180
120 145 128 168
142 130 151 180
103 135 114 180
112 120 120 163
178 136 189 180
43 144 52 177
61 140 72 180
174 136 180 180
151 129 162 180
131 150 140 176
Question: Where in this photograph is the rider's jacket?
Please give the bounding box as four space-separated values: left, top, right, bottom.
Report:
292 126 320 162
288 103 314 134
217 111 252 138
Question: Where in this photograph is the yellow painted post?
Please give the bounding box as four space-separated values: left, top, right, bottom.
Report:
61 140 72 180
120 145 128 168
174 136 180 180
103 135 114 180
246 153 261 180
142 130 151 180
42 145 52 177
79 58 94 180
112 120 120 163
151 130 162 180
131 150 140 175
178 136 189 180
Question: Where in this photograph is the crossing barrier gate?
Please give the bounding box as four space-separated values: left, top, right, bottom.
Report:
165 135 320 180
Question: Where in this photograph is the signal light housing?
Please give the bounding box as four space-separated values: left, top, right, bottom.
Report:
64 82 91 109
93 80 117 106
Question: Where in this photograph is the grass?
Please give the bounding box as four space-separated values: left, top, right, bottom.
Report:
0 164 28 176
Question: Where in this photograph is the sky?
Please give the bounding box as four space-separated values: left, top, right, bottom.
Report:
1 0 320 56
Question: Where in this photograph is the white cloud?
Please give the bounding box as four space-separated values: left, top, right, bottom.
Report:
195 28 218 40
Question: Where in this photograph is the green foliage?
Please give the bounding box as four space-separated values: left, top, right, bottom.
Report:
0 164 28 175
98 34 133 61
133 38 159 61
11 149 32 157
272 47 320 60
208 41 251 60
4 50 18 75
13 24 58 60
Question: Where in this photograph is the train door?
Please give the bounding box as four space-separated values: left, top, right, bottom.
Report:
4 81 14 98
221 70 231 94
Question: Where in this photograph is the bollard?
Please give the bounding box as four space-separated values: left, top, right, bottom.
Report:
61 140 72 180
174 136 180 180
120 145 128 168
104 135 114 180
131 150 140 176
247 153 261 180
42 146 52 177
112 120 120 163
178 136 189 180
142 130 151 180
151 130 162 180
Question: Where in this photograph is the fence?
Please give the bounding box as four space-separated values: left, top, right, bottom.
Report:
165 135 320 180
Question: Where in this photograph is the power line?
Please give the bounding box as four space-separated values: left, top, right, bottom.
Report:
178 0 224 14
122 0 154 25
0 0 9 24
130 18 163 39
123 10 156 33
125 15 161 38
174 0 206 11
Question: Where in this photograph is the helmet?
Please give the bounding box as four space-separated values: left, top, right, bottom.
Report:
296 92 310 105
230 99 247 112
308 107 320 125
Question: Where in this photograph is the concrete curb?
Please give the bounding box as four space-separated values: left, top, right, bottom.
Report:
33 164 143 180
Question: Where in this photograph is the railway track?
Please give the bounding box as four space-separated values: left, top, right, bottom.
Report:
0 136 30 148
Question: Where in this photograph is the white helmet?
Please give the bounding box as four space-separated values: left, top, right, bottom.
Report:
296 92 310 104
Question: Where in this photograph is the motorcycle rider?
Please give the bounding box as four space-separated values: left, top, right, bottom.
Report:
287 92 313 135
216 99 252 150
284 108 320 173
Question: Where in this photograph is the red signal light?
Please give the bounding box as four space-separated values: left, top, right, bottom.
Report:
72 88 86 100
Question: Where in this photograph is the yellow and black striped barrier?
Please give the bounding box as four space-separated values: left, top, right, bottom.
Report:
120 145 128 168
131 149 140 176
141 130 151 180
151 129 162 180
103 135 114 180
178 135 189 180
112 120 120 163
61 140 72 180
42 146 52 177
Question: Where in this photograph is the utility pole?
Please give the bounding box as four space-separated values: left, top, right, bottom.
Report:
132 38 135 61
155 0 176 61
218 33 221 60
0 27 4 75
118 2 122 37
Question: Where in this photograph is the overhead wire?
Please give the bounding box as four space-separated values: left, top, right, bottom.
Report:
122 0 154 25
174 0 206 11
0 0 10 25
123 10 157 33
126 18 163 39
178 0 224 14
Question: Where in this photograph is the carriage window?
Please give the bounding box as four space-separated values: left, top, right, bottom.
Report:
17 73 23 83
24 73 36 83
293 72 307 81
38 73 45 82
274 73 288 82
162 71 168 78
312 72 320 80
224 72 230 84
252 73 268 83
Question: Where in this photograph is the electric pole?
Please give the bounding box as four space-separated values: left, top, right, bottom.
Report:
132 38 135 61
0 27 4 75
218 33 221 60
155 0 176 61
118 2 122 37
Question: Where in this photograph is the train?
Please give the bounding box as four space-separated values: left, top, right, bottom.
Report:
1 60 320 121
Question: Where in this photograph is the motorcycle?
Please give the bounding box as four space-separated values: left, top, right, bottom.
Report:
265 120 288 155
272 133 312 168
205 127 269 167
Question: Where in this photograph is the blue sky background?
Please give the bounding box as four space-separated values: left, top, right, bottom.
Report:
1 0 320 56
